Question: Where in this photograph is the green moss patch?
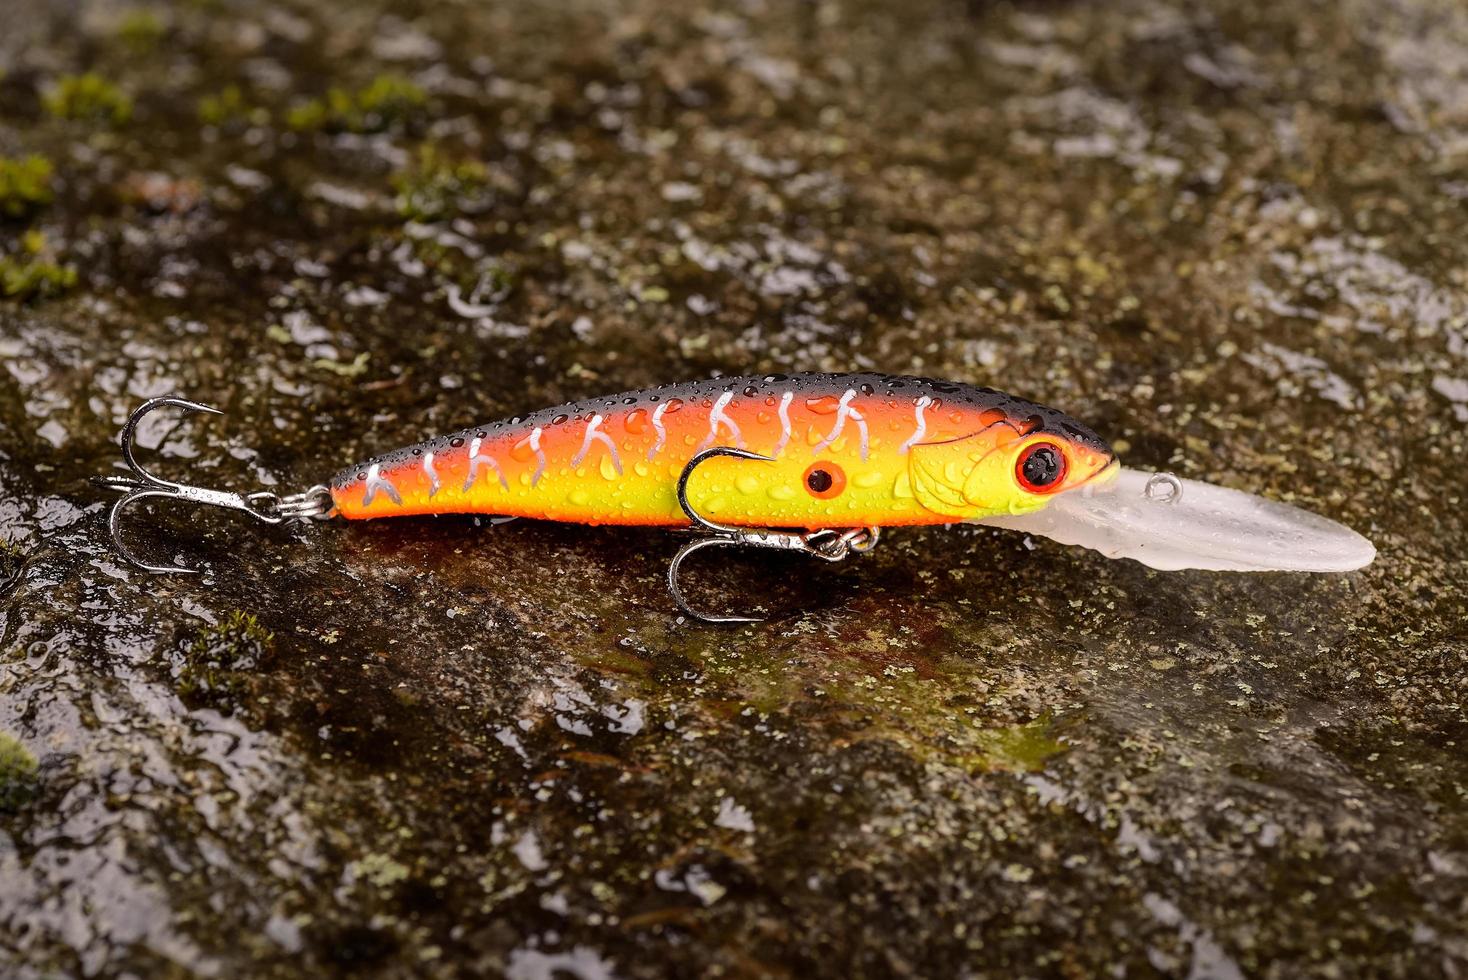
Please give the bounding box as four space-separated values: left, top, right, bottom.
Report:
0 732 39 811
0 155 54 219
287 74 426 134
43 73 134 124
117 9 166 50
198 85 248 126
173 610 275 705
391 146 491 222
1 231 76 301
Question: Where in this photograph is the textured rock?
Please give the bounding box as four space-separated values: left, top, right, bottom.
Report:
0 0 1465 976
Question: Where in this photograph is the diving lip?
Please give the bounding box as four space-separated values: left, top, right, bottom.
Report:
1060 451 1119 494
1081 455 1120 488
978 466 1376 573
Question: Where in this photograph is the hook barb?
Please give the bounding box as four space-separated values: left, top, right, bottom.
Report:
93 396 334 574
668 446 880 624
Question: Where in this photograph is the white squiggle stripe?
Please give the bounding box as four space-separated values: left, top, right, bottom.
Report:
361 463 402 508
648 402 671 461
463 436 508 491
814 389 869 461
571 414 624 475
849 406 868 461
771 390 794 458
529 426 546 486
696 390 743 452
898 395 932 455
423 451 441 497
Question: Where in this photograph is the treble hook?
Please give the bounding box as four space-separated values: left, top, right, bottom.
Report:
668 446 880 624
92 396 335 574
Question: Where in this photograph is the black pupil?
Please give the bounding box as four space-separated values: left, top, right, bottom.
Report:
1022 447 1062 487
807 469 834 493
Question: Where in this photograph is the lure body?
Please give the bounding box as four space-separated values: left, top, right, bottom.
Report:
96 385 1375 622
329 373 1117 529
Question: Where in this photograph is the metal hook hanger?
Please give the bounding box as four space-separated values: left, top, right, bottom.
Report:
668 446 880 624
93 395 335 574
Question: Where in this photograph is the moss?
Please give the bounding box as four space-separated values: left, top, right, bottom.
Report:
173 610 274 705
966 718 1067 772
391 146 491 222
117 9 166 50
0 155 54 219
198 85 248 126
0 537 26 586
43 73 133 124
1 231 76 301
287 74 426 134
0 732 39 811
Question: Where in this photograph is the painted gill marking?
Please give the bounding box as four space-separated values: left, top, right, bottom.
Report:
814 389 869 461
464 436 508 492
571 414 623 475
529 426 546 486
771 390 794 458
648 402 671 460
898 395 932 455
361 463 403 508
695 390 743 452
423 451 441 497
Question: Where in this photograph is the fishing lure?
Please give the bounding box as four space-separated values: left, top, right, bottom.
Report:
95 373 1375 622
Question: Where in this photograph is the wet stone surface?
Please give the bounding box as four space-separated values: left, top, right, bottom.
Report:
1 0 1466 975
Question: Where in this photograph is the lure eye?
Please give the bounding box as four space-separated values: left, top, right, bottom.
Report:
1016 442 1067 493
803 462 846 499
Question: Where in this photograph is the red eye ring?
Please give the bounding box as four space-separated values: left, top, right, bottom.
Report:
803 461 846 499
1016 442 1068 493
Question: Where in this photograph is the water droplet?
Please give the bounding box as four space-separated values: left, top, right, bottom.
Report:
624 408 649 434
736 474 761 495
892 471 913 498
806 395 840 414
854 471 883 488
768 485 796 501
569 488 591 506
599 454 620 480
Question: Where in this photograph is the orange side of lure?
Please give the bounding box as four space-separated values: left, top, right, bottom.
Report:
329 373 1116 530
